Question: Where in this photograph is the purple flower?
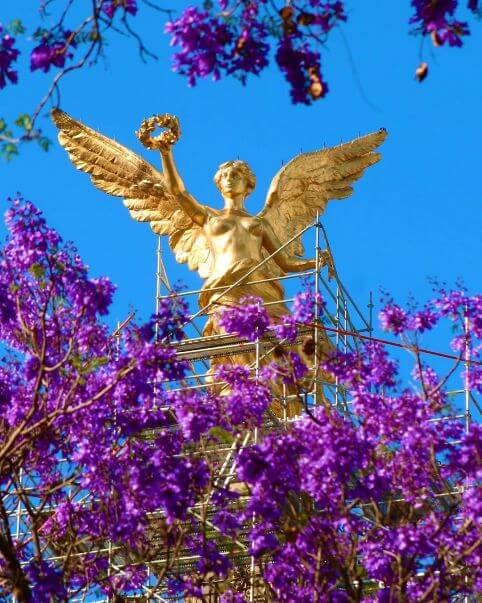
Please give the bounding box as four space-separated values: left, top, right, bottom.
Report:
322 341 397 390
284 351 309 383
434 288 467 316
379 303 408 334
154 295 189 341
102 0 138 19
227 3 270 82
219 590 246 603
408 307 438 332
410 0 471 47
165 7 233 86
466 364 482 393
218 296 270 341
194 539 231 577
165 2 270 88
213 509 240 537
292 290 325 323
25 561 67 602
172 391 219 441
104 564 147 597
0 25 20 89
275 36 327 104
249 525 279 556
273 314 299 342
30 31 75 73
215 364 271 426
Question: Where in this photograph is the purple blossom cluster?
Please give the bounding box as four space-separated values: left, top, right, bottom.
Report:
0 1 138 97
163 0 481 98
0 198 210 599
379 287 482 393
165 4 269 88
0 198 480 600
1 0 480 134
218 295 270 341
30 29 75 73
165 0 345 103
410 0 479 47
165 7 236 87
218 290 325 344
0 25 20 89
234 344 481 599
292 289 325 323
216 285 482 599
172 364 271 440
275 36 328 104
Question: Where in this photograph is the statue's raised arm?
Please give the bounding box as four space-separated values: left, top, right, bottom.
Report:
258 128 388 258
51 110 213 278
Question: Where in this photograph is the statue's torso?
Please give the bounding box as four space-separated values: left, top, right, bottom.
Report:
204 213 264 281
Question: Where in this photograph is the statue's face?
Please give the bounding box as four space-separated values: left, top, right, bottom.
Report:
217 167 248 197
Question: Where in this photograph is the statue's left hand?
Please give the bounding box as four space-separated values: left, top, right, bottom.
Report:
319 249 335 280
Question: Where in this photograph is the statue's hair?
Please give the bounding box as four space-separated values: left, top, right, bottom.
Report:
213 160 256 196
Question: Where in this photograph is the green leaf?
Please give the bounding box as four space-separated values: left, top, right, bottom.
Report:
15 114 33 132
209 426 234 444
29 263 45 279
1 143 19 162
38 136 51 152
81 356 109 375
0 118 6 134
8 19 26 35
32 27 49 41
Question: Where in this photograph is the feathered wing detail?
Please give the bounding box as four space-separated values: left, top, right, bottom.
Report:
51 109 212 278
258 129 388 256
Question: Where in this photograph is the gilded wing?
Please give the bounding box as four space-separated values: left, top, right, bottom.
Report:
51 109 212 278
259 129 387 256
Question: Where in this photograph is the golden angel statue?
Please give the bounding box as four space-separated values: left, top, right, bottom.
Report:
52 109 386 399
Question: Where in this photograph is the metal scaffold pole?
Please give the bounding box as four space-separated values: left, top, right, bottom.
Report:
314 211 321 408
155 235 171 341
464 308 471 603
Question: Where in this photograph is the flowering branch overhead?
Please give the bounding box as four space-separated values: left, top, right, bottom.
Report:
0 1 480 158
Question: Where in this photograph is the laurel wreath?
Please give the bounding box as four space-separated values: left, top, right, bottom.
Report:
135 114 181 150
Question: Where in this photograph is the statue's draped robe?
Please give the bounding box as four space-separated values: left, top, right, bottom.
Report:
199 260 332 416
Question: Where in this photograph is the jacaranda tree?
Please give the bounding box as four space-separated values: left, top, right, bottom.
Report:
0 1 480 158
0 198 480 601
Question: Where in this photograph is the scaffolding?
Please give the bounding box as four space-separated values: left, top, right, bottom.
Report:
5 219 480 602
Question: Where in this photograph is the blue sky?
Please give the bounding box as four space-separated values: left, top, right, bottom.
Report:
1 1 481 359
